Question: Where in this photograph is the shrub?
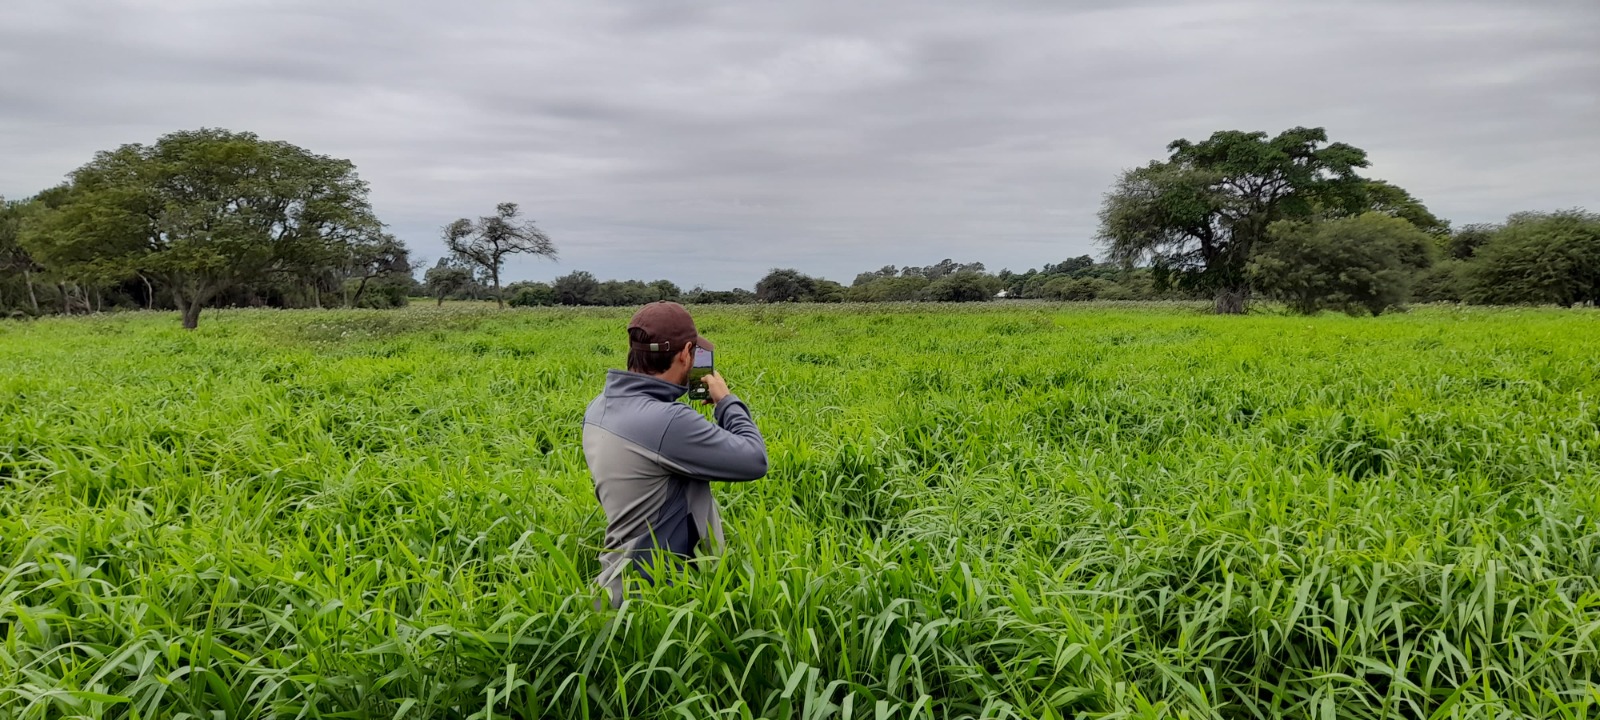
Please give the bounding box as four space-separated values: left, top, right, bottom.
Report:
1250 213 1434 316
1464 210 1600 307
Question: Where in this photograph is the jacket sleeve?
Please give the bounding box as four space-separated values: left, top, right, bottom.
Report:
656 394 769 482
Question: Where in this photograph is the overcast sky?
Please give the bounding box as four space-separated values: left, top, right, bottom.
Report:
2 0 1596 289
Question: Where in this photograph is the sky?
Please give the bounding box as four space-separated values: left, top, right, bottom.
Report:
2 0 1596 290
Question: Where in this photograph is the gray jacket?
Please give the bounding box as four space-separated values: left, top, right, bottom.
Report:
581 370 768 606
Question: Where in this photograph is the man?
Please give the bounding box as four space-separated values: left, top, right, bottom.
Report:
582 301 768 607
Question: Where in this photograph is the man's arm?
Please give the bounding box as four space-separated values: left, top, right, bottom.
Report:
657 391 768 482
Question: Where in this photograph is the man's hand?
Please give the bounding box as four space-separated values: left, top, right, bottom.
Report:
701 371 731 405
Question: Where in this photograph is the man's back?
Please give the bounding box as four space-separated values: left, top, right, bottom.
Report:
582 368 767 606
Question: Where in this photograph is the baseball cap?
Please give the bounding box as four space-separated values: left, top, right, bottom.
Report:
628 301 714 353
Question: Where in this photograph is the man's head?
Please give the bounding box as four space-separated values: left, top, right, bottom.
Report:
626 301 713 384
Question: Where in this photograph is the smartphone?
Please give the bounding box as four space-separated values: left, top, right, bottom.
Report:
687 347 714 401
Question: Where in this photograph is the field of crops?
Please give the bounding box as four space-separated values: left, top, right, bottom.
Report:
1 303 1597 719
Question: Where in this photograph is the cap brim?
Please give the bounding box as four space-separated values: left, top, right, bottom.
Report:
695 335 715 351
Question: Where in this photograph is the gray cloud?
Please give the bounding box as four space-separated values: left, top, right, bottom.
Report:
2 0 1596 288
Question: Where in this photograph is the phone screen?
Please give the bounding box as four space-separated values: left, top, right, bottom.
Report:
688 348 714 400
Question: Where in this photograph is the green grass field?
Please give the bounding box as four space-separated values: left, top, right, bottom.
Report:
2 303 1598 719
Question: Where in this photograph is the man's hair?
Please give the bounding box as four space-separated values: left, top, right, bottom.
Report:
627 327 677 374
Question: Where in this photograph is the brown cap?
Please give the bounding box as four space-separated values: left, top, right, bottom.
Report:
628 301 713 353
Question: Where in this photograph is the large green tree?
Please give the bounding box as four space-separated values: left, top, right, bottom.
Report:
1465 210 1600 307
1249 213 1434 316
1098 127 1371 313
443 203 556 309
20 128 387 328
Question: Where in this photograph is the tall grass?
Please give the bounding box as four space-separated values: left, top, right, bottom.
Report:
1 303 1597 718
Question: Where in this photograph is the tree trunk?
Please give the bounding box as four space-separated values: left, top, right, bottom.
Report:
1214 288 1248 315
177 280 210 329
351 275 371 308
436 293 445 307
312 283 322 309
182 300 203 329
491 268 504 309
139 274 154 310
59 284 69 314
22 268 38 313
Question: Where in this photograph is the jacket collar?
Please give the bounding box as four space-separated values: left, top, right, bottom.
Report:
604 369 686 402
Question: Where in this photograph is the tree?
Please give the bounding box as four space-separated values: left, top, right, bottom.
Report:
1098 127 1370 314
647 280 681 302
1248 213 1434 316
755 268 819 302
443 203 556 309
424 260 473 306
19 128 387 328
553 270 601 306
342 233 412 308
1465 210 1600 307
919 271 1000 302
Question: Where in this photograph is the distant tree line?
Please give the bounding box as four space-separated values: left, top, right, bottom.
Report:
3 125 1594 325
502 204 1597 313
468 258 1202 308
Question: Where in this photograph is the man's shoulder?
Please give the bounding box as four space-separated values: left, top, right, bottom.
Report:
585 391 696 449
